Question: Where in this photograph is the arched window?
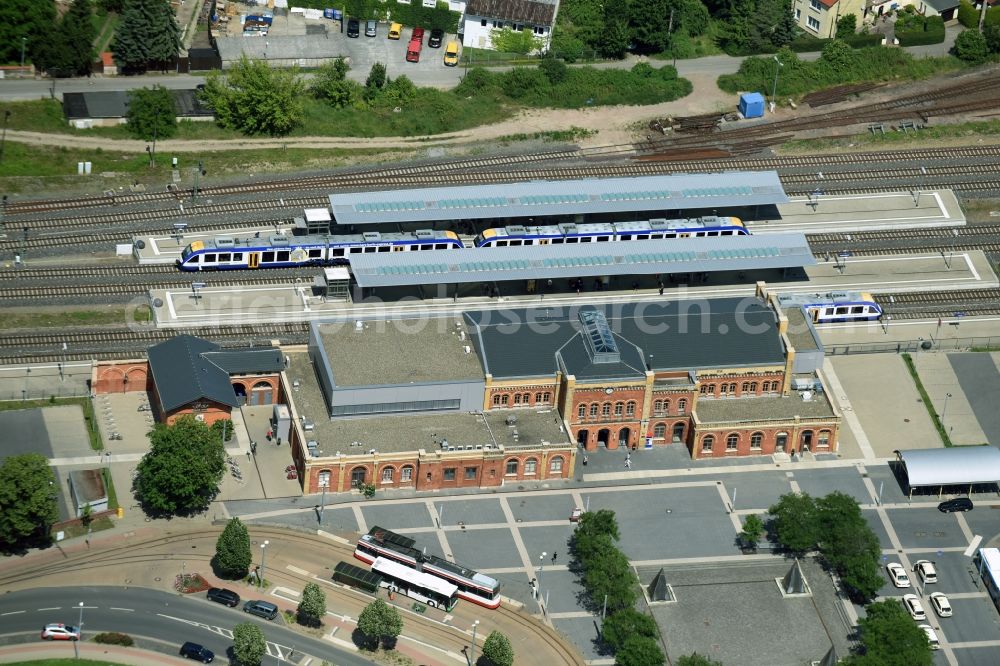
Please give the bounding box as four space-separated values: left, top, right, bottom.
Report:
742 382 751 392
524 458 537 475
719 383 728 395
653 423 666 438
654 400 663 412
381 467 394 482
550 457 564 473
700 385 709 395
726 433 739 450
514 393 522 404
602 403 611 416
578 404 586 419
701 435 714 452
818 430 831 447
401 466 413 482
750 432 763 449
505 459 518 475
662 399 671 413
318 470 331 489
501 394 509 405
749 382 758 392
543 392 551 402
626 401 636 416
590 404 599 417
522 393 531 404
678 398 687 414
492 394 501 405
535 392 543 403
614 402 624 416
728 383 737 393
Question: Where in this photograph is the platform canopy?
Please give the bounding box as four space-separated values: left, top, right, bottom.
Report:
348 234 813 288
896 447 1000 487
329 172 788 225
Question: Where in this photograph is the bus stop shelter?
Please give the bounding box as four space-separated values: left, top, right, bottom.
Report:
895 447 1000 497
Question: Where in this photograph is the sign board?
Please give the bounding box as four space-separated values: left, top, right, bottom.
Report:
837 251 853 258
116 243 134 256
954 312 966 318
422 0 436 6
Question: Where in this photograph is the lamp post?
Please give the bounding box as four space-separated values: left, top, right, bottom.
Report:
74 601 84 659
192 161 205 203
1 110 10 163
319 476 328 524
770 56 783 113
947 229 959 269
941 393 952 429
259 540 269 590
537 552 546 601
468 620 480 666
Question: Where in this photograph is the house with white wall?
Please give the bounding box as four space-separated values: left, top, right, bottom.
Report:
461 0 559 51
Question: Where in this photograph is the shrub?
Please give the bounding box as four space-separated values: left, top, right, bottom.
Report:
952 28 990 63
499 67 550 99
958 0 979 28
836 13 857 36
453 67 499 97
94 632 134 646
897 16 946 47
539 57 569 84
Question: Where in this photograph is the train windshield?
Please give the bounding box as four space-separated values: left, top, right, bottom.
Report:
181 240 204 261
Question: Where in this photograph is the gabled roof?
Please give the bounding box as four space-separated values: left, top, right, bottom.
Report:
203 349 286 374
61 90 214 120
465 0 557 24
147 335 240 412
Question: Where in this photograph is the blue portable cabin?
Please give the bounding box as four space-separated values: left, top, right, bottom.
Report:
739 92 765 119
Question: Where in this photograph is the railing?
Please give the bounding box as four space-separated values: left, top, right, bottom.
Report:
824 336 1000 355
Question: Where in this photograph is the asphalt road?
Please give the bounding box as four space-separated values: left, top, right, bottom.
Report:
0 585 377 666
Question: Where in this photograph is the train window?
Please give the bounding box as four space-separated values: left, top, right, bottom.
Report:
566 237 579 243
377 246 390 253
309 249 322 258
835 307 848 315
363 246 376 253
722 230 734 235
262 252 275 262
580 237 592 243
497 240 508 247
852 306 864 313
204 253 217 263
420 244 433 251
824 307 834 315
620 234 632 241
331 248 345 257
510 240 522 246
707 231 719 237
350 247 362 254
651 234 664 239
277 251 289 261
435 244 448 249
217 253 232 261
551 238 564 244
636 234 649 240
596 236 610 242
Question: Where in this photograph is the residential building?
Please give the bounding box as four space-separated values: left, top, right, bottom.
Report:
792 0 865 37
461 0 558 51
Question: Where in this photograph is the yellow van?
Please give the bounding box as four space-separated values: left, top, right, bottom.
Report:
388 22 402 39
444 41 459 66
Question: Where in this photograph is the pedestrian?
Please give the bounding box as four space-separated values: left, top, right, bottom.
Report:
583 455 588 466
552 552 558 564
625 458 631 470
659 285 664 296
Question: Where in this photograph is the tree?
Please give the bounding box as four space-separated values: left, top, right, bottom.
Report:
739 513 765 551
112 0 182 72
0 453 59 551
953 28 990 64
62 0 97 75
215 517 252 578
768 492 819 554
599 0 631 59
356 598 403 650
576 509 620 541
538 57 568 84
584 548 639 612
601 609 660 651
126 86 178 140
0 0 57 65
615 635 665 666
481 630 514 666
986 24 1000 53
312 58 361 108
365 62 387 92
491 26 543 54
297 582 327 627
843 600 932 666
232 622 267 666
836 12 857 36
629 0 672 53
200 55 306 136
133 416 225 515
677 654 724 666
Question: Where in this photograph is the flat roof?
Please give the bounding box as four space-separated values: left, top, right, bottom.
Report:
285 352 565 454
897 447 1000 487
783 307 820 352
349 234 814 288
316 320 484 387
329 172 788 225
695 393 835 422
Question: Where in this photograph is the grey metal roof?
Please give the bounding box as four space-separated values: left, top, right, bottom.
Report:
203 349 286 374
147 335 240 412
329 172 788 225
897 447 1000 487
62 90 215 120
464 298 785 379
923 0 958 11
349 234 813 287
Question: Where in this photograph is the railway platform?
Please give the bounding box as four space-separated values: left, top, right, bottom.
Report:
748 189 964 235
147 250 997 328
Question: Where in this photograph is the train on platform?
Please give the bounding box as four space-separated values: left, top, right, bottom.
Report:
777 291 883 323
354 526 502 609
177 216 747 271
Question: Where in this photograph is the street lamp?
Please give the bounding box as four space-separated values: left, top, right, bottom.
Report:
74 601 84 659
259 540 269 590
941 393 953 429
0 110 11 163
192 161 205 203
319 474 329 524
771 56 783 113
469 620 480 666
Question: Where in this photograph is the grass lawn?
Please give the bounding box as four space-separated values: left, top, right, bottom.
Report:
0 308 151 330
779 119 1000 153
0 397 102 451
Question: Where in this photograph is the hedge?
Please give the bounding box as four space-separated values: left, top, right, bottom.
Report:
290 0 461 32
789 33 883 53
94 632 135 647
897 16 946 47
958 0 1000 28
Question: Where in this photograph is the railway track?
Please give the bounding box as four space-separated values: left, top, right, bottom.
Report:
874 289 1000 319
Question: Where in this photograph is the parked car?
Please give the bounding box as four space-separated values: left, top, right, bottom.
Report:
206 587 240 607
243 599 279 620
886 562 911 588
938 497 973 513
919 624 940 650
347 18 360 38
930 592 953 617
429 28 444 47
180 642 215 663
365 20 377 37
388 22 402 39
412 26 425 43
443 41 460 66
902 594 927 621
913 560 937 584
570 507 583 522
41 624 80 641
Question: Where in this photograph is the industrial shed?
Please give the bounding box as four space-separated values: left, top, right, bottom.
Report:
895 447 1000 497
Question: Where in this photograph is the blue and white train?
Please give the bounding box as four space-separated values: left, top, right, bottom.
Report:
777 291 883 323
473 216 746 247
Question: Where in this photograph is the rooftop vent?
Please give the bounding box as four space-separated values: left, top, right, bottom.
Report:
579 309 621 364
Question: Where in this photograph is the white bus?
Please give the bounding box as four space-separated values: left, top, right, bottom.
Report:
371 556 459 611
978 547 1000 611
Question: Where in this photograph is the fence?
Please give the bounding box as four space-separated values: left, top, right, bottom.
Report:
824 336 1000 356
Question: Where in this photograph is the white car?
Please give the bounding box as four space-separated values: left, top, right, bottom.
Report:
902 594 927 621
913 560 937 584
40 623 80 641
886 562 911 588
919 624 941 650
930 592 953 617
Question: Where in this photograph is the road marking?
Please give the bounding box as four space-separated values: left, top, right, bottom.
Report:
286 565 309 575
37 607 61 611
109 607 134 612
964 535 983 558
0 611 26 615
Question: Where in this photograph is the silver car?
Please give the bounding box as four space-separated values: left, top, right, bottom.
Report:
365 20 377 37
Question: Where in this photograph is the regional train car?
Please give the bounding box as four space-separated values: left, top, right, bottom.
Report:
355 526 501 609
177 229 463 271
777 291 883 323
473 216 746 248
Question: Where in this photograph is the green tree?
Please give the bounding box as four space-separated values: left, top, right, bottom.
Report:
768 492 819 554
601 609 660 651
356 598 403 650
584 548 639 612
0 453 60 551
365 62 387 92
126 85 178 140
491 26 543 53
112 0 182 72
576 509 620 541
200 55 306 136
836 12 857 36
843 600 932 666
739 513 765 551
986 24 1000 53
379 75 418 108
600 0 631 58
56 0 97 76
133 416 225 515
312 58 361 108
538 57 568 84
297 582 327 627
80 503 93 526
232 622 267 666
481 630 514 666
99 0 126 11
629 0 672 53
215 517 252 578
0 0 57 65
677 654 724 666
837 549 885 603
499 67 549 100
615 635 665 666
953 28 990 64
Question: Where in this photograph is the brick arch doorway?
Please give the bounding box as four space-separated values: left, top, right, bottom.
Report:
597 428 611 448
618 427 631 448
577 429 589 447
